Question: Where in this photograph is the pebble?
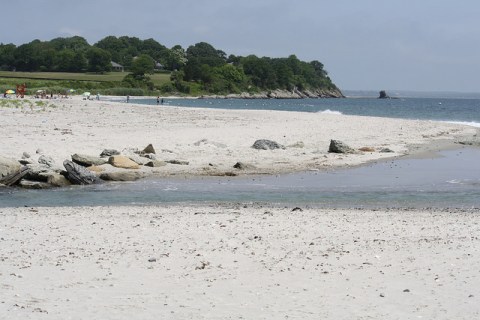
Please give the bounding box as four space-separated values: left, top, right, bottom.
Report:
148 258 156 262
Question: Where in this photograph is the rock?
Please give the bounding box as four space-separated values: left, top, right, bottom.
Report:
328 140 356 154
378 90 390 99
46 173 72 187
144 160 167 167
291 207 303 212
252 139 285 150
87 165 106 173
19 179 52 189
100 171 145 182
358 147 375 152
26 164 56 182
38 155 55 167
128 154 151 165
380 148 395 153
233 162 256 170
63 160 104 185
99 149 120 157
22 152 31 159
166 160 189 165
36 149 44 155
142 144 156 154
0 156 21 180
108 156 141 169
0 166 30 186
72 154 108 167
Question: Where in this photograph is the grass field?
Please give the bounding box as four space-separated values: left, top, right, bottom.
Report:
0 71 171 86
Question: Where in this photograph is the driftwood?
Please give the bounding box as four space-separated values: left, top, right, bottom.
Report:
0 166 30 186
63 160 103 185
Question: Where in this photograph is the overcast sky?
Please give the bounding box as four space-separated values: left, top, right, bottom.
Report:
2 0 479 92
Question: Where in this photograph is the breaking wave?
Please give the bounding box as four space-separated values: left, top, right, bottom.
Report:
318 109 343 115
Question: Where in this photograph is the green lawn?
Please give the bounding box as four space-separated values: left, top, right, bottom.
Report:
0 71 171 86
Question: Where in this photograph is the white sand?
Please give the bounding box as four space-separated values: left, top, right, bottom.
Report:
0 96 477 176
1 97 479 319
0 205 479 319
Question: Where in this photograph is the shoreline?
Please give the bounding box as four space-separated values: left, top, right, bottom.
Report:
1 96 478 183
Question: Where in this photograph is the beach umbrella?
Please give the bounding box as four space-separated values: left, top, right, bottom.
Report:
5 89 15 94
83 92 91 96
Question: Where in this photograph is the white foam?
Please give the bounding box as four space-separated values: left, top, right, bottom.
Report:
444 121 480 128
318 109 343 115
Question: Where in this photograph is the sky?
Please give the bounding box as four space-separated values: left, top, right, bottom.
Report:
2 0 480 93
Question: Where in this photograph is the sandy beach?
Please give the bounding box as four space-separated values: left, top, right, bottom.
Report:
1 96 478 177
0 205 479 319
1 97 480 319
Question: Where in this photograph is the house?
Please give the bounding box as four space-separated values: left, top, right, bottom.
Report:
111 61 124 72
154 61 164 71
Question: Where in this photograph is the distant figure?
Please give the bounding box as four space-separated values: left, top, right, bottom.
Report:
157 96 160 105
96 93 100 100
127 95 130 103
161 98 164 105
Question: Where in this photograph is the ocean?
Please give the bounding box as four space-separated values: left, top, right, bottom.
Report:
129 96 480 127
1 96 479 208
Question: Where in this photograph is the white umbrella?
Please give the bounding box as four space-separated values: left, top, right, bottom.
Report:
83 92 91 96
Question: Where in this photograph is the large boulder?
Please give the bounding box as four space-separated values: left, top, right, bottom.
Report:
63 160 103 185
252 139 285 150
0 166 30 186
0 156 21 180
72 154 108 167
108 156 141 169
328 140 356 154
144 160 167 167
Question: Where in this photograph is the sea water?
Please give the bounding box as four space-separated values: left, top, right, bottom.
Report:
129 96 480 126
1 148 479 208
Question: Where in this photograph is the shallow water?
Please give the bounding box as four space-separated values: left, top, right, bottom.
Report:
1 148 479 208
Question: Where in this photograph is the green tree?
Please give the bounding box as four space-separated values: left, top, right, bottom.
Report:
86 47 111 73
130 54 154 77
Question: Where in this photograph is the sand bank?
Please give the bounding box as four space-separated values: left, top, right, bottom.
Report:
0 96 478 178
0 205 479 319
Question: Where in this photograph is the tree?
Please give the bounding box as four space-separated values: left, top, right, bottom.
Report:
130 54 154 77
86 47 111 73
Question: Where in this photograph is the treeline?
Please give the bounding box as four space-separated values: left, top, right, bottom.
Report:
0 36 339 95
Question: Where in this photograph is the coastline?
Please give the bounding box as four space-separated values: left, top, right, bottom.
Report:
1 96 480 319
1 95 478 182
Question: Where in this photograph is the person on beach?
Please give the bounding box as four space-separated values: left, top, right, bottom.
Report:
157 96 160 105
161 98 164 105
127 95 130 103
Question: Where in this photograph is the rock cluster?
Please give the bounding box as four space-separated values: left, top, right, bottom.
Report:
0 144 188 189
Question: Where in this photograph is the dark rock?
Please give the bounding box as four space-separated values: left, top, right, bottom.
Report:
166 160 189 165
328 140 356 154
63 160 103 185
291 207 303 212
233 162 256 170
72 154 108 167
142 144 156 154
378 90 390 99
99 149 120 157
252 139 285 150
100 171 145 182
379 148 395 153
